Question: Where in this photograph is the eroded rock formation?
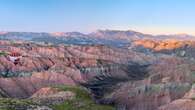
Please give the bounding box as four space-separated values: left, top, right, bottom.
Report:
1 39 195 110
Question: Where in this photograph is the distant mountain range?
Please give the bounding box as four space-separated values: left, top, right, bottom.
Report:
1 30 195 47
1 30 195 110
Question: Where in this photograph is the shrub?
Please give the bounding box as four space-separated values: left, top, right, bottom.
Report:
52 86 115 110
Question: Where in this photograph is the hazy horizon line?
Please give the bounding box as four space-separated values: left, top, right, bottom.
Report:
0 28 195 36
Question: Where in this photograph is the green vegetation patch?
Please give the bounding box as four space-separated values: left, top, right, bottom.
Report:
0 51 8 56
0 98 38 110
52 85 115 110
191 71 195 80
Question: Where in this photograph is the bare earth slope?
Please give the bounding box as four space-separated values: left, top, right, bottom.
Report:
1 35 195 110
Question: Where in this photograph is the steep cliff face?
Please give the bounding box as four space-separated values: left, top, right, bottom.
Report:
0 41 150 99
132 39 195 60
158 84 195 110
1 40 195 110
0 72 76 98
80 62 150 99
93 57 195 110
114 82 191 110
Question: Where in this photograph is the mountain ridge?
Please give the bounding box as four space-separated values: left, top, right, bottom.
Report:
1 29 195 48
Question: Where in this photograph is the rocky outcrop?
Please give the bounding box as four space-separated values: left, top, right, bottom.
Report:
133 39 192 51
0 72 76 98
88 56 195 110
0 41 150 99
30 87 75 105
80 62 150 99
1 39 195 110
158 84 195 110
113 82 191 110
132 39 195 60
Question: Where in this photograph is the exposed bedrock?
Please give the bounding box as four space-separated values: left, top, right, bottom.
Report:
79 62 150 100
157 83 195 110
1 40 195 110
96 57 195 110
0 41 152 99
113 82 191 110
0 72 76 98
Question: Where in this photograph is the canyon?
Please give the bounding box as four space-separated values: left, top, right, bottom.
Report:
0 30 195 110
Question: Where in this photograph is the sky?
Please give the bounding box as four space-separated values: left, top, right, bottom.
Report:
0 0 195 35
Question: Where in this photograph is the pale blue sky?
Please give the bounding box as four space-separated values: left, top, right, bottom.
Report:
0 0 195 35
